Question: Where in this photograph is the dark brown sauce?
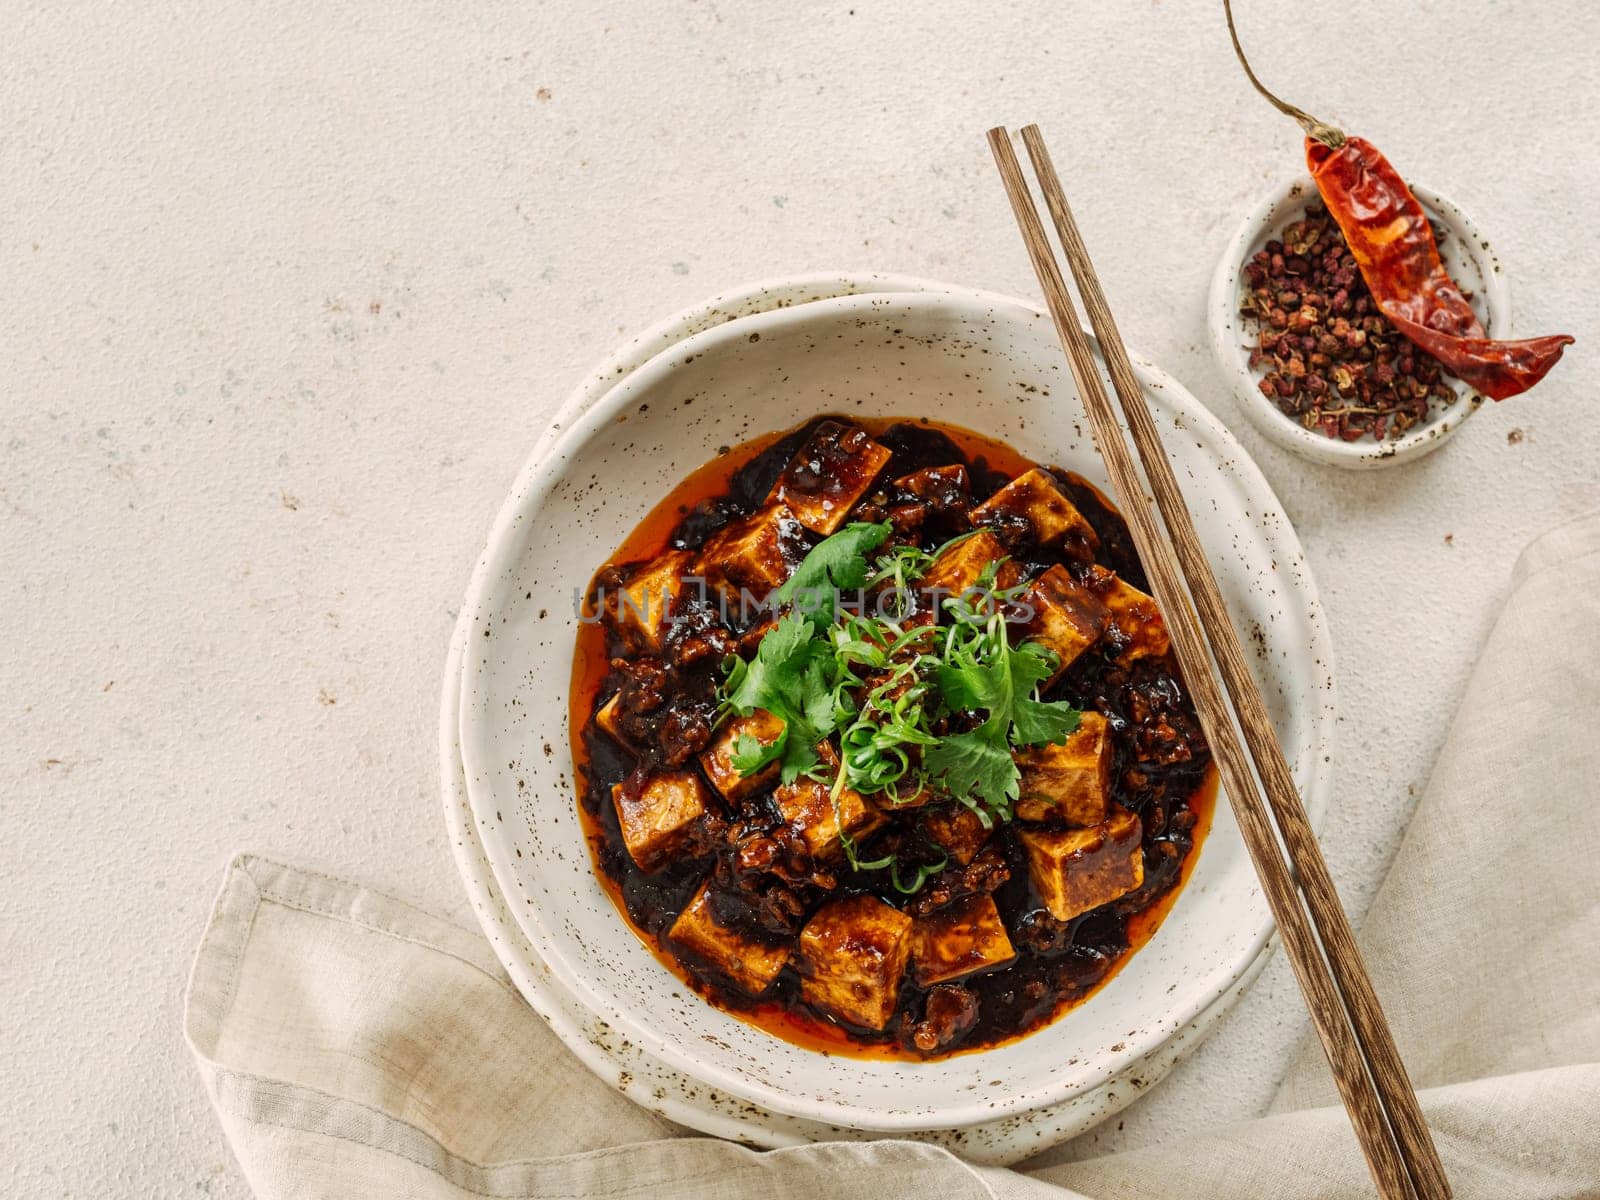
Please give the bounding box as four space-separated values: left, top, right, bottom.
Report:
570 416 1216 1059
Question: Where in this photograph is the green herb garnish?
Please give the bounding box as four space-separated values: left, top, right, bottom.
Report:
864 543 935 618
770 520 892 623
721 522 894 781
718 523 1080 887
890 849 948 895
721 610 840 783
925 601 1080 824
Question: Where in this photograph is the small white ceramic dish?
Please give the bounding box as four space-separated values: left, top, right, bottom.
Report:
1209 176 1509 469
455 280 1336 1133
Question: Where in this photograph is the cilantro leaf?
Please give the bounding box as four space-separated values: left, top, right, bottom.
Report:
927 611 1080 812
771 521 892 621
720 611 839 781
722 611 813 715
1000 642 1079 746
933 656 1004 712
1005 639 1058 694
729 729 785 775
923 723 1016 821
799 658 837 734
1011 698 1081 746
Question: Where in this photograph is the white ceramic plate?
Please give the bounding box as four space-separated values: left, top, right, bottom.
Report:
456 282 1336 1132
1209 176 1508 469
441 602 1275 1164
440 274 1282 1162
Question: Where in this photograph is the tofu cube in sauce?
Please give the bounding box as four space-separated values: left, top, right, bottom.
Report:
919 528 1022 606
699 709 786 805
694 503 809 613
969 467 1100 558
918 802 992 866
1012 564 1111 682
1020 806 1144 921
894 463 971 511
610 770 714 873
798 894 915 1030
604 548 695 652
668 881 791 997
594 692 633 750
767 421 893 535
772 743 885 860
1014 710 1113 826
1097 572 1170 662
912 893 1017 986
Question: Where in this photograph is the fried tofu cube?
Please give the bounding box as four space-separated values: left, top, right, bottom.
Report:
970 467 1100 557
1012 565 1110 682
772 743 885 860
798 894 915 1030
919 803 992 866
895 464 971 514
610 770 713 872
699 709 786 805
1101 575 1170 662
695 504 809 613
1020 806 1144 921
919 529 1022 607
594 693 634 750
767 421 893 535
605 548 694 651
668 881 790 997
1014 711 1114 826
912 893 1017 986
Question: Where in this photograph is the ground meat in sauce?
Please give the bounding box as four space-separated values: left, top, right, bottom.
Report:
575 417 1214 1058
910 983 980 1052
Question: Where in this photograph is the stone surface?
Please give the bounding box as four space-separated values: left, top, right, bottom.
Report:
3 1 1597 1192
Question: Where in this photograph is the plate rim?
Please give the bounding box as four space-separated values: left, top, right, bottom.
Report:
453 277 1338 1130
438 272 1292 1159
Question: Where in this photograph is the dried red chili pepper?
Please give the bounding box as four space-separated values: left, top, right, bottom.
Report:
1226 2 1573 401
1304 138 1571 400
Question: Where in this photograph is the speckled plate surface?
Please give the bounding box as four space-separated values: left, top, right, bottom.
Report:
451 277 1336 1135
1209 177 1509 469
441 605 1274 1164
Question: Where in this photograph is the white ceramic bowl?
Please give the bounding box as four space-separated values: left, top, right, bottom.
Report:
442 590 1274 1163
1209 176 1509 469
456 283 1336 1131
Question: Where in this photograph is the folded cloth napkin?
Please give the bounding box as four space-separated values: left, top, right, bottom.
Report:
186 513 1600 1199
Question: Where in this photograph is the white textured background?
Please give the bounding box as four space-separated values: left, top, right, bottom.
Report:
4 1 1597 1194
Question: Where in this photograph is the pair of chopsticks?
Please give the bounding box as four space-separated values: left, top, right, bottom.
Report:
987 126 1451 1200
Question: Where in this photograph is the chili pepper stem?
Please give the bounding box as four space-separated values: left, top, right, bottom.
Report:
1223 0 1346 148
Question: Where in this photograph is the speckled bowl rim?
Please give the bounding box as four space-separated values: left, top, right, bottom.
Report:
440 273 1293 1158
1207 177 1509 469
458 283 1334 1128
455 277 1337 1131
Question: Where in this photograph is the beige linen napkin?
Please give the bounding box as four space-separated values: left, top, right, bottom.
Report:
186 513 1600 1199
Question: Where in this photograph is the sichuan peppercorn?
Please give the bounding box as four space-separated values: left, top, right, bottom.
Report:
1240 201 1457 442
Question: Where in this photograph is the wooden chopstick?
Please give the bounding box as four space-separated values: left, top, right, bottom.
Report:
987 126 1448 1200
1015 124 1451 1200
